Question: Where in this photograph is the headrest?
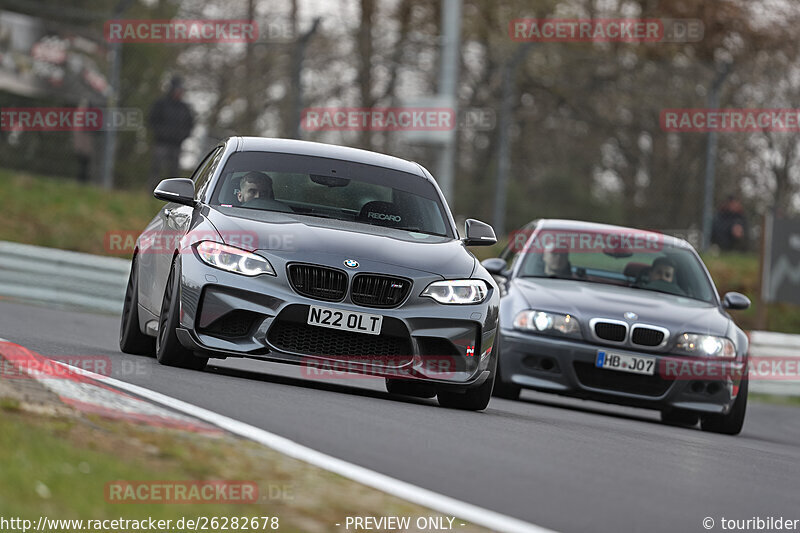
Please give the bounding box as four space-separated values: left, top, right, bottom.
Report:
358 201 403 227
218 175 239 205
624 262 651 279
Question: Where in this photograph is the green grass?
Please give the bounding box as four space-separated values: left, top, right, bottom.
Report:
699 252 800 333
0 406 487 531
0 397 20 412
749 393 800 407
0 169 161 256
0 413 269 523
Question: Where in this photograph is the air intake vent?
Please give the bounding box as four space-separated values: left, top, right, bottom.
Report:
631 327 666 347
287 264 347 301
417 337 460 358
199 310 260 338
268 320 412 357
351 274 411 308
594 322 627 342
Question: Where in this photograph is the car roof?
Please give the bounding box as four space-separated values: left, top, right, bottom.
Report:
234 136 426 177
532 218 694 250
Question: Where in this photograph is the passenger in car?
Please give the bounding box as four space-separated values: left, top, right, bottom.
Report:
647 256 686 295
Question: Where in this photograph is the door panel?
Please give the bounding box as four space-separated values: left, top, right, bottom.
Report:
145 146 224 316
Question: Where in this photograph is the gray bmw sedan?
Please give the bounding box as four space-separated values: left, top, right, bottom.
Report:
485 219 751 434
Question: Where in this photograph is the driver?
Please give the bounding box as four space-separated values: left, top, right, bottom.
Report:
237 171 274 205
542 245 573 278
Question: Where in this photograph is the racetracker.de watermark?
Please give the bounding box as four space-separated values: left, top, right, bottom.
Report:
509 18 703 43
0 355 148 380
301 107 456 132
301 356 458 379
661 356 800 381
105 481 258 504
0 108 142 132
661 108 800 132
508 229 665 253
105 19 260 43
105 230 295 255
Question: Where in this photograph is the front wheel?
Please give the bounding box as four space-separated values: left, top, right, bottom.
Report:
437 375 494 411
700 379 748 435
491 344 520 401
155 257 208 371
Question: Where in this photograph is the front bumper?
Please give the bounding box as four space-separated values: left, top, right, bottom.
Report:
174 252 498 388
498 329 745 414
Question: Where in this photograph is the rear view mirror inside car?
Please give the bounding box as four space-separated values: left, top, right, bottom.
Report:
311 174 350 187
603 249 633 258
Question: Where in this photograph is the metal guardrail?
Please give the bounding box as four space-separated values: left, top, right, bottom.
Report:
0 241 129 314
748 331 800 397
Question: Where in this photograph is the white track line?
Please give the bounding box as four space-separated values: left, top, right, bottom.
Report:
53 360 554 533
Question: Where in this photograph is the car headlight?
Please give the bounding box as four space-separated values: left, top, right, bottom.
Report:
194 241 275 276
675 333 736 358
421 280 488 304
513 310 581 338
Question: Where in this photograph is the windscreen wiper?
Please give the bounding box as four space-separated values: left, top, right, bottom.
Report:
393 226 446 236
293 211 336 219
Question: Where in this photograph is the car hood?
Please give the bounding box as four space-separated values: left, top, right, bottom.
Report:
511 277 730 336
206 206 475 278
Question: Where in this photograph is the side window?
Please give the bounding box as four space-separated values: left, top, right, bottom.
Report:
501 224 533 272
192 147 223 199
502 245 520 273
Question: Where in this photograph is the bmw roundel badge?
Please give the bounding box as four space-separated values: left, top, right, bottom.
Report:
344 259 359 268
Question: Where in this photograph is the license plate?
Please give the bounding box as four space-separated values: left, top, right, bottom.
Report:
307 305 383 336
596 350 656 376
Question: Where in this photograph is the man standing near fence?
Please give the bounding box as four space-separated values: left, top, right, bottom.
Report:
148 76 194 192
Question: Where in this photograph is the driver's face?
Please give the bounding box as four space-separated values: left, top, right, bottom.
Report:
543 249 568 270
238 182 270 203
651 264 675 283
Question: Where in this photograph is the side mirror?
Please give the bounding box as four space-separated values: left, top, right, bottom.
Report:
154 178 196 206
481 258 508 276
722 292 751 310
463 219 497 246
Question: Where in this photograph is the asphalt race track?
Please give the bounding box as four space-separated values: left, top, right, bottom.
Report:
3 299 799 533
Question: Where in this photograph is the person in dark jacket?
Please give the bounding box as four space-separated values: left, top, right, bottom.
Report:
711 195 749 251
148 76 194 191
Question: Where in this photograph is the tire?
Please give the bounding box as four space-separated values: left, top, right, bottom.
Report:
660 408 699 427
155 257 208 371
437 374 494 411
385 378 436 398
491 344 520 401
700 379 748 435
119 255 155 355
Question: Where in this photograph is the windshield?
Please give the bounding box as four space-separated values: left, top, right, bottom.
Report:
210 151 452 237
516 228 716 303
